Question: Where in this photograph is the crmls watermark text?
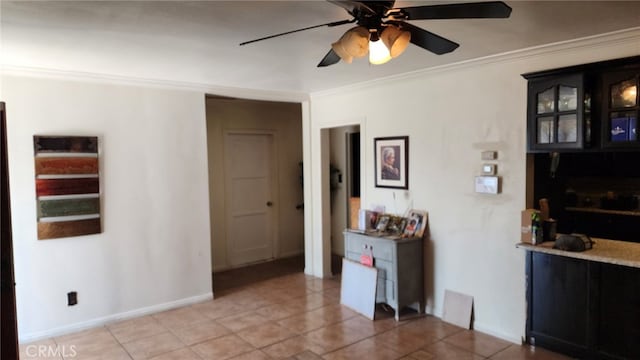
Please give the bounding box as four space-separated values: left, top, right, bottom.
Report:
25 344 77 358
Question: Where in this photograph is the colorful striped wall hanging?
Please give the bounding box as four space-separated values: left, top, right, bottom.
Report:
34 136 101 240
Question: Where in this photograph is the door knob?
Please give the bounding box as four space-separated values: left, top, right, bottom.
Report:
266 201 273 207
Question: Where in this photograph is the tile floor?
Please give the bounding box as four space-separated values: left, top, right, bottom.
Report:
20 263 573 360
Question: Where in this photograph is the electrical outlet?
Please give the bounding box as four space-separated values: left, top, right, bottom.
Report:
67 291 77 306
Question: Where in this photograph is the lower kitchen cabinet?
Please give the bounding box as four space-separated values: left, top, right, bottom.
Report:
526 251 640 359
598 263 640 359
527 252 594 356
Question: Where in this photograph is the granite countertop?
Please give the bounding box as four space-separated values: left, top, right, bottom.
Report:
517 238 640 268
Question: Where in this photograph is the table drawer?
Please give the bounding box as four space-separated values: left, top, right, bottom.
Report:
345 233 394 261
345 252 394 281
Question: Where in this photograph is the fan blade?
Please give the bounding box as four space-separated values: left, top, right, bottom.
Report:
327 1 376 16
317 49 341 67
240 19 354 46
401 1 512 20
390 21 459 55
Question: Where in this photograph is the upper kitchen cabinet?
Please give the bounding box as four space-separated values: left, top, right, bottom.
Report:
526 73 590 152
523 56 640 153
601 66 640 149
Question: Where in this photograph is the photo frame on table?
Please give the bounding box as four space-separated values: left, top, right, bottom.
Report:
386 216 406 236
406 209 428 238
375 215 391 232
374 136 408 189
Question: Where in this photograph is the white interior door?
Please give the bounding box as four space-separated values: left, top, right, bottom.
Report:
224 132 275 266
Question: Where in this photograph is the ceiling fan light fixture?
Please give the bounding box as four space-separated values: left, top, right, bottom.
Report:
332 26 369 63
381 25 411 58
331 41 354 63
368 31 391 65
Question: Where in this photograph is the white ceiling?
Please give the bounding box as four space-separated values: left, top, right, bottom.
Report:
2 1 640 95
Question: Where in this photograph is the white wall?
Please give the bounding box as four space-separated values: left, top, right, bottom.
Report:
206 97 304 271
2 75 212 342
306 30 640 342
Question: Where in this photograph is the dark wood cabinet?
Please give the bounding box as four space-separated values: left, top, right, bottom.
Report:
527 252 595 357
526 251 640 359
526 73 590 152
598 263 640 359
523 55 640 153
601 67 640 149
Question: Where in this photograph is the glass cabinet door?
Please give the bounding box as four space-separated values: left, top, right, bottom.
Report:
609 111 637 142
611 79 637 108
603 71 640 147
558 85 578 112
537 117 554 144
537 87 555 114
527 73 586 151
558 114 577 143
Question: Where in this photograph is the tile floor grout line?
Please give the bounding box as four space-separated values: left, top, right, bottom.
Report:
439 336 495 359
21 265 570 360
108 327 172 346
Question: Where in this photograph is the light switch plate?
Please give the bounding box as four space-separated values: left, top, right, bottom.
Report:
482 164 496 175
481 151 497 160
475 176 500 194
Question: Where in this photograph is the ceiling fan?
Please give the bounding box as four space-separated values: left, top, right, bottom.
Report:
240 1 512 67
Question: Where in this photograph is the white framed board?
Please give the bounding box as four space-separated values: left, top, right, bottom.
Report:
340 258 378 320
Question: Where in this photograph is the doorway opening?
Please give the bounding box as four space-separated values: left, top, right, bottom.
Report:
205 95 305 294
328 126 361 276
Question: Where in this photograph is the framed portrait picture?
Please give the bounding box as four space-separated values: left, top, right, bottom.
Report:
374 136 408 189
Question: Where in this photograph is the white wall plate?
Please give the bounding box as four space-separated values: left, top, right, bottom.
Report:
482 164 496 175
475 176 500 194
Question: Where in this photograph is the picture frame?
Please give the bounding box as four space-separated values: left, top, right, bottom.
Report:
375 136 408 189
403 214 421 237
386 216 407 236
375 215 390 232
406 209 428 238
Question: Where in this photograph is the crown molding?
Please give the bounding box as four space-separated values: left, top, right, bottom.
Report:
311 27 640 99
3 27 639 103
0 65 309 103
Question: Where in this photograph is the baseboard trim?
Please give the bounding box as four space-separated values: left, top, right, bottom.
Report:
213 252 304 273
19 292 213 344
278 250 304 259
425 305 521 344
472 322 522 345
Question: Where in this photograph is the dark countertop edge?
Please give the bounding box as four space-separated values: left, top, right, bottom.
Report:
516 238 640 269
